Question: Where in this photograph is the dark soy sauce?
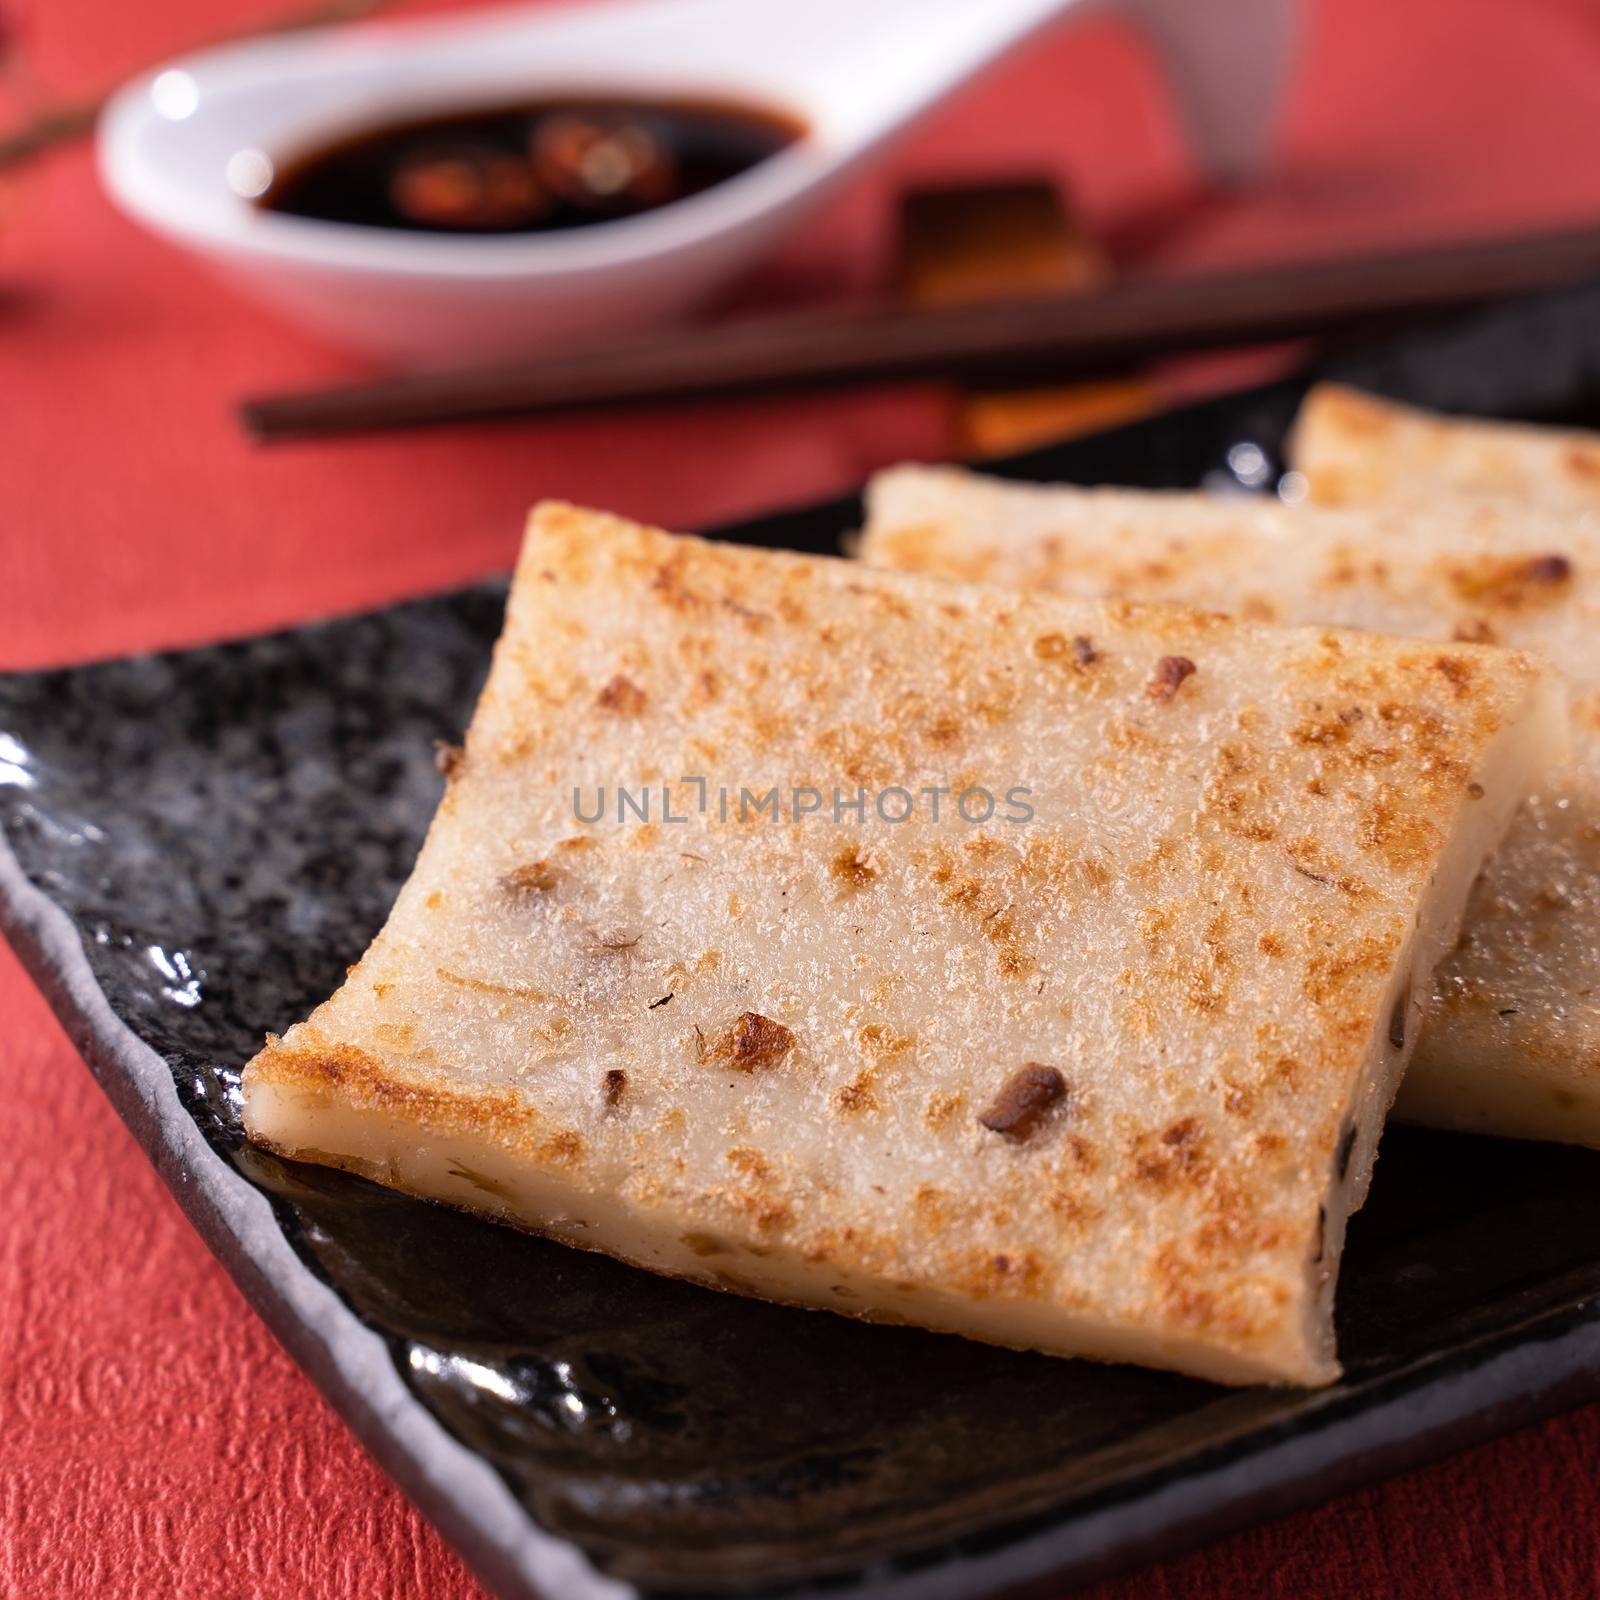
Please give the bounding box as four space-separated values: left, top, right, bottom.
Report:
258 95 805 234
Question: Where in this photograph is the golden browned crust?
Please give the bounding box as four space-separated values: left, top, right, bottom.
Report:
1290 383 1600 509
243 502 1559 1382
858 461 1600 1150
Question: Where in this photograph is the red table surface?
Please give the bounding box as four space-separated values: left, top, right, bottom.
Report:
6 0 1600 1595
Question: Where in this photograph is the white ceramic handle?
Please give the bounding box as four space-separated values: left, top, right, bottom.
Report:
801 0 1083 128
1122 0 1300 184
726 0 1299 184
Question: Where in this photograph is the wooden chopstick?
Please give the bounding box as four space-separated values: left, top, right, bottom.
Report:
240 220 1600 441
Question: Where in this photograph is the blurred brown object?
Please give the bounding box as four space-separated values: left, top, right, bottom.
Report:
893 176 1158 455
960 377 1157 456
895 179 1109 307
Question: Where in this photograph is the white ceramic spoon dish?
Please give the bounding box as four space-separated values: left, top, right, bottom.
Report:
98 0 1298 366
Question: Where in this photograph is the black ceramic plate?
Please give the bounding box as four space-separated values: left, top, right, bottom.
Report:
8 284 1600 1600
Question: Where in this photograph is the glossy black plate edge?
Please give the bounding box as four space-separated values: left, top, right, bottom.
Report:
9 811 1600 1600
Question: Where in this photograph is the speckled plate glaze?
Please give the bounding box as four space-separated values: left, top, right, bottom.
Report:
8 285 1600 1600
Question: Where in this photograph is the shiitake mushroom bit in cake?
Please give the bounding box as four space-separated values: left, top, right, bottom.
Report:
860 463 1600 1148
243 503 1563 1387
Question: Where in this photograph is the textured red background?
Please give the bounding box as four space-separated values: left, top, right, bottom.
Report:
6 1 1600 1595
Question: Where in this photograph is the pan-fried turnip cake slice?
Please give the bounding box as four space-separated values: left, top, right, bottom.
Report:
1289 383 1600 511
861 463 1600 1148
243 504 1561 1386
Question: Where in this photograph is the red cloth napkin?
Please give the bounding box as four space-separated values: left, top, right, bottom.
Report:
5 1 1600 1595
